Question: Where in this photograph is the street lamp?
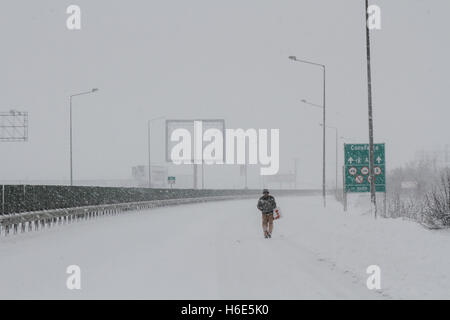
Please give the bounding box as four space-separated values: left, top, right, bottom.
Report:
289 56 327 207
293 158 301 189
147 116 165 188
69 88 99 186
301 99 323 110
320 123 339 196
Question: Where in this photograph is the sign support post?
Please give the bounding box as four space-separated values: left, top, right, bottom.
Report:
2 185 4 216
168 176 176 189
365 0 377 217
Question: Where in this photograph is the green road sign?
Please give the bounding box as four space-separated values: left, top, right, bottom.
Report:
344 143 386 193
168 176 176 188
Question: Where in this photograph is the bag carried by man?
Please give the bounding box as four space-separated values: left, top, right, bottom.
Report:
273 207 282 220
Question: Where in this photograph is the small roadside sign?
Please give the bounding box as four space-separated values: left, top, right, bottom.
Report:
168 176 176 188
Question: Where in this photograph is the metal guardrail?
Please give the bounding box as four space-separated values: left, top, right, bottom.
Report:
0 194 257 237
0 189 321 237
0 185 265 215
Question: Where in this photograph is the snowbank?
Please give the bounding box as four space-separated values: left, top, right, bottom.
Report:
280 196 450 299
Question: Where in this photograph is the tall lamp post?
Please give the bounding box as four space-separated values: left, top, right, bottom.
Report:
69 88 99 186
320 123 339 196
147 116 165 188
289 56 326 207
293 158 300 189
301 98 329 196
365 0 377 217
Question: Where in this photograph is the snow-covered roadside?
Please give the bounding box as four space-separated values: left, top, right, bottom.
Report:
279 196 450 299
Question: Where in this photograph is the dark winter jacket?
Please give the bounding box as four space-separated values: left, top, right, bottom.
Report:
257 195 277 214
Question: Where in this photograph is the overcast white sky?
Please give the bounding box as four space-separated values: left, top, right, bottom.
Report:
1 0 449 188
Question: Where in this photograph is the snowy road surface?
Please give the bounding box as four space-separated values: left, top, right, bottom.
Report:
0 195 449 299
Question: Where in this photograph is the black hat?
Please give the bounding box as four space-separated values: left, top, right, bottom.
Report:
263 189 269 194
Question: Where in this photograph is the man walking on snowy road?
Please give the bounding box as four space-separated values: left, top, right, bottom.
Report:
257 189 277 239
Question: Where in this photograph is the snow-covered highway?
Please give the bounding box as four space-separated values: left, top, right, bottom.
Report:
1 195 449 299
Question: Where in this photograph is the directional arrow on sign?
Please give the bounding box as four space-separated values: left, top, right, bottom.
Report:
344 143 386 193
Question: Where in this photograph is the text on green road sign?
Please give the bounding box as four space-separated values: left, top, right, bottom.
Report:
344 143 386 193
168 176 176 185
